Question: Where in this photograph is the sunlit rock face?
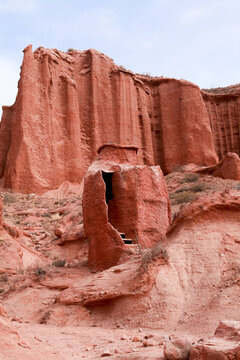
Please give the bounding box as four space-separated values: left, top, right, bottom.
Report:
82 144 171 270
0 45 218 194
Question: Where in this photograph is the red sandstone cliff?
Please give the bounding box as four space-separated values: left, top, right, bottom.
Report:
202 87 240 160
0 45 218 194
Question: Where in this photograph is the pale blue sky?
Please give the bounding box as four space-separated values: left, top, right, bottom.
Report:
0 0 240 109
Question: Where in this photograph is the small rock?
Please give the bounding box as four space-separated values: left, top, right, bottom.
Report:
132 336 141 342
101 349 112 357
138 328 143 333
121 334 127 340
114 349 119 354
143 340 155 347
164 337 192 360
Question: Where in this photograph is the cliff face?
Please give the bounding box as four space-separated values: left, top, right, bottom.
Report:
202 90 240 160
0 45 219 194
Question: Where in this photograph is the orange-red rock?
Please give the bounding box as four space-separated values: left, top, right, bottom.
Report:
195 152 240 180
0 197 2 227
0 304 25 357
0 45 218 194
202 86 240 160
190 321 240 360
164 337 192 360
82 144 171 270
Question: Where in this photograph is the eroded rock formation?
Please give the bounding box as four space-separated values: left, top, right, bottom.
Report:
190 321 240 360
195 152 240 180
82 144 171 270
202 88 240 160
0 45 218 194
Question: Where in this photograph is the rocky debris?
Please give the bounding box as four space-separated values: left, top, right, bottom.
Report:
164 337 192 360
55 224 86 245
195 153 240 180
190 321 240 360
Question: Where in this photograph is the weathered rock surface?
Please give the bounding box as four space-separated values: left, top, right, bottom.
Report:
190 321 240 360
202 87 240 160
95 190 240 333
55 223 86 245
195 152 240 180
0 225 41 274
0 304 32 360
0 176 239 358
57 258 144 306
0 45 218 194
164 337 192 360
83 144 171 270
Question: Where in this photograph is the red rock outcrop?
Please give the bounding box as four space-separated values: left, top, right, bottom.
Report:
0 45 218 194
190 321 240 360
195 152 240 180
202 87 240 160
164 337 192 360
127 190 240 333
82 144 171 270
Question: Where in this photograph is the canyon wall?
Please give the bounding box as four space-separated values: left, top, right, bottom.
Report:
0 45 224 194
202 89 240 160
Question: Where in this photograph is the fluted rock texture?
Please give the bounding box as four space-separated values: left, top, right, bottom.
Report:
0 45 227 194
202 87 240 161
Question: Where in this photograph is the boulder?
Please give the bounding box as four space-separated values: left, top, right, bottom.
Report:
195 152 240 180
164 337 192 360
190 321 240 360
56 224 86 245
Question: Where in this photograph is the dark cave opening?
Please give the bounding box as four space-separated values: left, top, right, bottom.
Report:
102 171 114 204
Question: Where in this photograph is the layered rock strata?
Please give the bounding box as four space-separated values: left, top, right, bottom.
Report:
0 45 218 194
202 88 240 160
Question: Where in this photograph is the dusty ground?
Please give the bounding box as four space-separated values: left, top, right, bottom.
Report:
5 323 190 360
0 171 239 359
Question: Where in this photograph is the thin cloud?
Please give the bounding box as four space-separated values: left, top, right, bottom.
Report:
180 0 240 23
0 0 39 13
43 7 122 44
